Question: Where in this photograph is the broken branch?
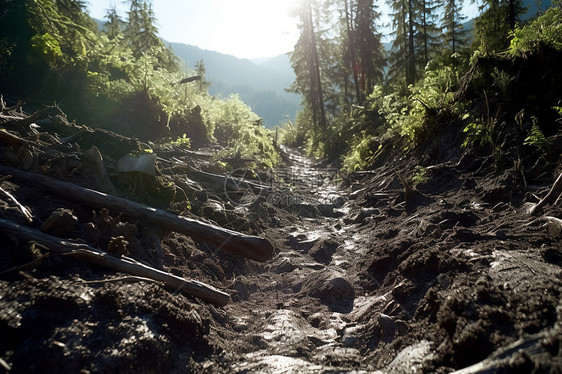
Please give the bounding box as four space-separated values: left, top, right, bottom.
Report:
0 218 230 306
0 186 33 222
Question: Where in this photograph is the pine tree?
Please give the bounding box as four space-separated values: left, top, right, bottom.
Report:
474 0 524 52
125 0 176 70
388 0 417 85
194 59 211 93
440 0 470 57
343 0 362 104
104 5 125 40
289 0 327 136
416 0 440 67
353 0 385 101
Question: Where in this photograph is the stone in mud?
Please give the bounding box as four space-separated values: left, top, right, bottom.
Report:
286 233 319 252
273 257 296 273
378 313 396 343
341 325 363 347
40 208 77 237
309 238 340 265
317 203 334 217
315 277 355 312
344 207 379 224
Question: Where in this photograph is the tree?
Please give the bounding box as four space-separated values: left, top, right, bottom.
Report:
104 4 125 40
440 0 470 57
194 59 211 93
353 0 386 101
388 0 417 85
416 0 440 67
124 0 176 70
474 0 524 52
289 0 328 139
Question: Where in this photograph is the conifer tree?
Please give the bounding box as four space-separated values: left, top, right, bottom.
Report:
416 0 440 67
388 0 417 85
289 0 327 136
474 0 524 52
125 0 176 70
194 59 211 93
353 0 385 101
440 0 470 56
104 5 125 40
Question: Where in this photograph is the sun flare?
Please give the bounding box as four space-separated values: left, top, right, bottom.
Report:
211 0 301 58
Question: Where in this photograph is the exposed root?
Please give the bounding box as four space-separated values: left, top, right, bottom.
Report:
530 172 562 215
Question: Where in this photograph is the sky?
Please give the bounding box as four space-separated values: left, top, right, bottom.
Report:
87 0 302 59
87 0 479 60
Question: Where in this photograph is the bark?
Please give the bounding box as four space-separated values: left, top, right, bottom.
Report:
0 165 275 262
0 218 230 307
187 167 269 193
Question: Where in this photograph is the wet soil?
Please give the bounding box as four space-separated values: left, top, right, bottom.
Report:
1 115 562 373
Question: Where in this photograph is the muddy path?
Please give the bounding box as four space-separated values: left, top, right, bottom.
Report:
0 109 561 373
201 147 562 373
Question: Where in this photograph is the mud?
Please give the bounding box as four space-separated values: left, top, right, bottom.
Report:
1 108 562 373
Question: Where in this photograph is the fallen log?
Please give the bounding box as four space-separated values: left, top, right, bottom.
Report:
0 165 274 262
178 75 202 85
188 167 269 193
530 172 562 215
0 218 230 306
0 129 29 146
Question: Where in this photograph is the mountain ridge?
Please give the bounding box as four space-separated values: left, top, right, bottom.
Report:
169 42 300 128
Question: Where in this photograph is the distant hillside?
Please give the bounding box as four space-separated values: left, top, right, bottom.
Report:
168 43 300 128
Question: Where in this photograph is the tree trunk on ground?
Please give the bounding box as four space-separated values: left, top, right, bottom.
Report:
0 218 230 306
0 165 275 262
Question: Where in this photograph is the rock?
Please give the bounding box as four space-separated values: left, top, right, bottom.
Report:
309 238 340 265
302 272 355 312
40 208 77 237
274 257 295 273
341 325 363 347
318 277 355 311
117 152 157 176
317 204 334 217
378 313 396 343
286 233 319 252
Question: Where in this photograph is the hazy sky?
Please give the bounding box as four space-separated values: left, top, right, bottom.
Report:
87 0 478 60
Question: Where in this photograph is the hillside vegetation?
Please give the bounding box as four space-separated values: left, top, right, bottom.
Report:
280 1 562 181
0 0 279 168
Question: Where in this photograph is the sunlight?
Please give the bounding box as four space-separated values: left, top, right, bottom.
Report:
207 0 302 59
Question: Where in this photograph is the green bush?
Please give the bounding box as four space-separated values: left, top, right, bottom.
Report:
508 8 562 57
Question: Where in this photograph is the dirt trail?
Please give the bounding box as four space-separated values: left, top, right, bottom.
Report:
215 147 366 372
205 147 562 373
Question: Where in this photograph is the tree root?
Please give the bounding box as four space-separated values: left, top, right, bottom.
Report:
529 172 562 215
